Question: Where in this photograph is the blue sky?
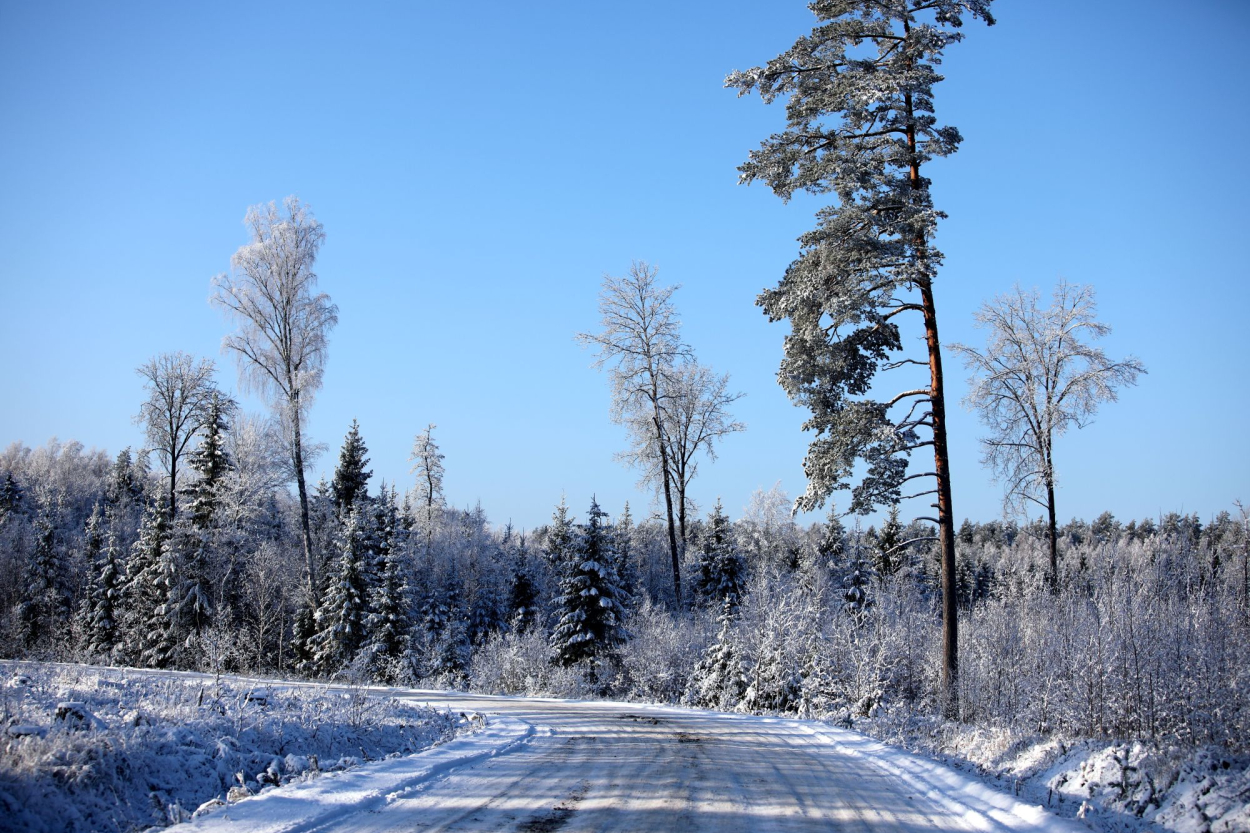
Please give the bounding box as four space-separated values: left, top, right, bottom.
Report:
2 0 1247 532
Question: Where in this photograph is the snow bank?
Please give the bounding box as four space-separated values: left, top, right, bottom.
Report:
803 719 1087 832
845 713 1250 833
171 712 534 832
0 663 463 833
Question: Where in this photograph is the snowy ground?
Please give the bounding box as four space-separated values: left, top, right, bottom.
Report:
4 663 1245 833
851 714 1250 833
0 662 463 833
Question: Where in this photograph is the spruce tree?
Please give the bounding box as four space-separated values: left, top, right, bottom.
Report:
543 497 576 568
182 392 234 531
20 494 68 650
507 539 539 631
875 505 904 579
364 488 412 680
688 597 747 711
695 500 745 610
613 502 638 607
332 419 373 518
77 505 116 658
311 506 370 675
728 0 995 712
0 472 21 521
551 498 627 666
120 496 177 668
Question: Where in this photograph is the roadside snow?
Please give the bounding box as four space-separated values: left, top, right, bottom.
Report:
0 663 464 833
845 714 1250 833
172 713 535 833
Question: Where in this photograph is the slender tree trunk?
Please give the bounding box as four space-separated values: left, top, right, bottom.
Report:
168 457 177 521
1046 476 1059 592
920 279 959 719
290 394 316 598
905 67 958 717
652 408 682 605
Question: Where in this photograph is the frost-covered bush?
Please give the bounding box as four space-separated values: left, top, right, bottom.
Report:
0 664 458 833
615 597 707 704
467 627 584 698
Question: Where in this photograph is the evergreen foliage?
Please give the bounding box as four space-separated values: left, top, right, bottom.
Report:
875 505 904 579
182 391 234 531
364 488 412 681
551 498 627 666
688 598 746 710
331 419 373 518
311 506 370 675
694 500 745 610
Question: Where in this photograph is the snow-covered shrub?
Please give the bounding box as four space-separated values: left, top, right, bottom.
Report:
0 663 458 833
616 597 706 704
468 627 584 698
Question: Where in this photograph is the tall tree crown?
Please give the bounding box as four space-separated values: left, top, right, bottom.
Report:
727 0 993 515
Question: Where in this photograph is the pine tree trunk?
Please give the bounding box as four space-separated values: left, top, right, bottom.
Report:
920 279 959 719
906 68 958 718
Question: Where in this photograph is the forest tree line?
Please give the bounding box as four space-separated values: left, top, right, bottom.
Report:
1 429 1246 755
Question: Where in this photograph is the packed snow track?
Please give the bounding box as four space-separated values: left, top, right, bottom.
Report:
183 691 1082 833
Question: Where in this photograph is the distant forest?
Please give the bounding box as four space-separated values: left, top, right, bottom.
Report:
1 432 1246 755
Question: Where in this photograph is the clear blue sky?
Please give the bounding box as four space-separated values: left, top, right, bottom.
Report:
2 0 1247 532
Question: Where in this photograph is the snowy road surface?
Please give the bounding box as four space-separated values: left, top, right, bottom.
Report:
183 690 1084 833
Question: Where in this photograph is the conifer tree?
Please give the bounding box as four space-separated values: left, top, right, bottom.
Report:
332 419 373 518
20 494 69 650
507 539 539 631
182 392 234 531
613 502 638 606
77 505 114 658
364 488 412 680
843 528 876 625
311 506 370 674
728 0 995 712
0 472 21 521
875 505 904 579
120 496 177 668
695 500 745 610
688 597 747 710
543 497 576 568
551 498 627 666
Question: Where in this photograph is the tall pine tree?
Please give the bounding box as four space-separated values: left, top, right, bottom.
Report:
728 0 995 712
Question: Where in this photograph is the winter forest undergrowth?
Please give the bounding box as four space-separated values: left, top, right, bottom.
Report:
1 433 1248 832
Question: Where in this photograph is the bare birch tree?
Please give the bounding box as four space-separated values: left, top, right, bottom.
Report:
619 362 745 549
210 196 338 596
578 261 690 603
409 423 445 557
950 281 1145 589
135 351 219 519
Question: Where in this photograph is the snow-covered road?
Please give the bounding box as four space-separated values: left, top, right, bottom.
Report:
181 688 1085 833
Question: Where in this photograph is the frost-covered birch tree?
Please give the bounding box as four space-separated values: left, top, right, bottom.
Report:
619 361 745 551
578 262 690 602
210 196 338 597
949 281 1144 589
728 0 995 713
409 423 445 557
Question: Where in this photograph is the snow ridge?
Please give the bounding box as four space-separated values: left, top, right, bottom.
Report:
177 714 536 833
